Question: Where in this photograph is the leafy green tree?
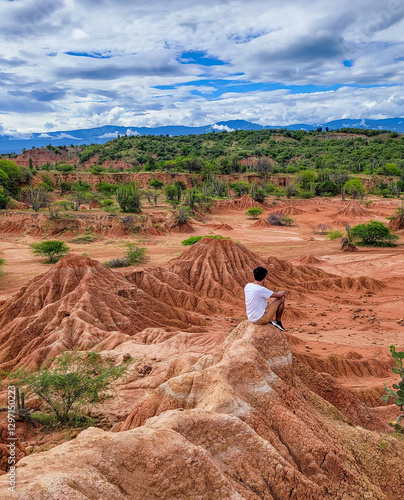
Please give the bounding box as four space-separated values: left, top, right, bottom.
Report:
351 221 399 246
31 240 70 262
230 181 250 196
343 178 365 199
246 207 264 218
0 186 9 209
12 350 133 425
298 170 317 190
116 183 141 213
20 186 51 211
164 184 180 204
149 178 164 189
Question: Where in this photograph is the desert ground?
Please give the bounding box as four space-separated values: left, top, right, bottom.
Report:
0 194 403 498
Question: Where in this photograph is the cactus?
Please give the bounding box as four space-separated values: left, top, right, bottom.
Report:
16 386 30 418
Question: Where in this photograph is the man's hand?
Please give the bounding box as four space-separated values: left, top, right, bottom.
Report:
272 290 286 299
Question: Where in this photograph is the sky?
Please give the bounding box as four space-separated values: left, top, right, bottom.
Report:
1 0 404 135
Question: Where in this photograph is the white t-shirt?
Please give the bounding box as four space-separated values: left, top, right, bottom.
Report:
244 283 273 322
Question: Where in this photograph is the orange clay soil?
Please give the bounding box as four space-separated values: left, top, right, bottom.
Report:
0 195 403 498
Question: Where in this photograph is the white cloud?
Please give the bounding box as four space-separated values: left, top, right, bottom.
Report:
125 129 140 136
96 132 119 138
53 133 82 140
0 0 403 133
38 132 52 138
212 123 235 132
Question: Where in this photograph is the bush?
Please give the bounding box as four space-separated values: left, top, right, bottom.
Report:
181 235 229 246
351 221 399 246
11 350 133 426
70 234 97 244
246 207 264 218
230 181 250 196
105 245 146 268
327 230 343 240
149 179 164 188
0 186 9 209
344 178 365 199
55 164 75 172
0 257 4 276
96 182 118 196
31 240 70 262
381 345 404 434
267 212 294 226
116 183 141 213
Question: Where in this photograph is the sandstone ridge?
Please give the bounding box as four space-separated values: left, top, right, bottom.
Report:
1 321 402 499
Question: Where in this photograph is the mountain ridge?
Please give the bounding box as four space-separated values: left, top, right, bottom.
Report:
1 117 403 154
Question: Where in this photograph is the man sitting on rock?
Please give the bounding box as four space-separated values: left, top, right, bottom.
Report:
244 266 286 331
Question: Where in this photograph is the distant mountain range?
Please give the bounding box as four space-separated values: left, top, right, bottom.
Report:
1 118 404 154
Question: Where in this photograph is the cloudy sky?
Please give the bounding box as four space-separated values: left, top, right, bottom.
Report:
1 0 404 134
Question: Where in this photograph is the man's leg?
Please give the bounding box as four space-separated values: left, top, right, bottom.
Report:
276 296 285 321
254 297 284 325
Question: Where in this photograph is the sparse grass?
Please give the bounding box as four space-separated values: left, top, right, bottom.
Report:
181 235 229 246
327 230 343 240
70 234 98 244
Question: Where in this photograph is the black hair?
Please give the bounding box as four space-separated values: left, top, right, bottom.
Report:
253 266 268 281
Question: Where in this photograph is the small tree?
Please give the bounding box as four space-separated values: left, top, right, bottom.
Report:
31 240 70 263
351 221 399 246
343 178 365 199
381 345 404 434
20 186 51 212
12 350 133 425
116 183 141 213
246 207 264 219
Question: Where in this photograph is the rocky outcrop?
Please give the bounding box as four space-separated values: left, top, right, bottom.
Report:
1 322 402 499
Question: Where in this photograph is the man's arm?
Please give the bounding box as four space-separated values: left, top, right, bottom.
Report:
271 291 286 299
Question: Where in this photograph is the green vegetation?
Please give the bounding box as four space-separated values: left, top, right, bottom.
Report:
246 207 264 218
181 235 229 246
11 350 133 427
351 221 399 246
0 186 9 209
381 345 404 434
343 178 365 199
116 182 141 213
0 257 4 276
70 234 98 244
327 230 343 240
105 244 147 268
267 212 294 226
31 240 70 263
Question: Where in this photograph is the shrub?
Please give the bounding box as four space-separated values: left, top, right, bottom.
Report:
96 182 118 196
297 189 315 199
343 178 365 199
20 186 51 212
181 235 229 246
70 234 97 244
116 183 141 213
31 240 70 262
105 245 146 268
351 221 399 246
316 223 332 235
11 350 133 426
149 179 164 189
230 181 250 196
246 207 264 218
0 257 4 276
327 230 343 240
267 213 294 226
55 164 75 172
0 186 9 209
173 207 191 226
381 345 404 434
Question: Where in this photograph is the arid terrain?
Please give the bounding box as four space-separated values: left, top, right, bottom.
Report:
0 194 403 499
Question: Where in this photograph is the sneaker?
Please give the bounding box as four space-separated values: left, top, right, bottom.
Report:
271 320 286 332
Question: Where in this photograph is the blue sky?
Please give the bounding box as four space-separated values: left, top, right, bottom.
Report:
1 0 404 134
